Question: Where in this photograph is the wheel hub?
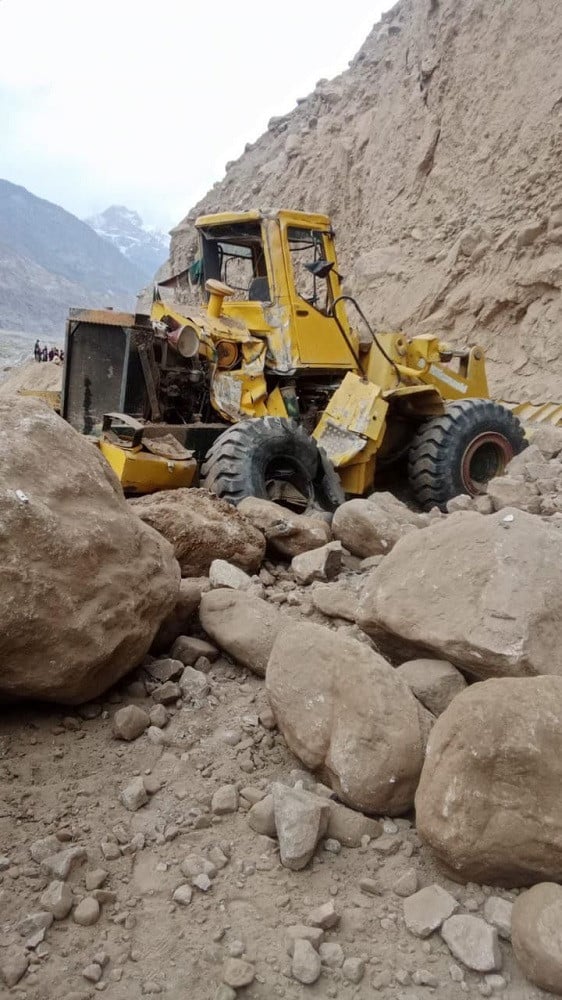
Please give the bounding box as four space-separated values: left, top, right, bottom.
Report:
461 432 514 494
264 455 314 512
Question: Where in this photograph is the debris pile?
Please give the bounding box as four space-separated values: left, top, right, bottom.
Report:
4 403 562 996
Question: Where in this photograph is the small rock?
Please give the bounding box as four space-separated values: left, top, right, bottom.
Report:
292 938 322 984
149 704 169 728
323 838 341 854
180 855 216 880
208 845 229 870
0 948 29 988
486 973 507 991
192 873 212 892
413 969 439 987
146 725 171 746
395 659 467 716
73 896 101 926
311 583 358 621
441 914 502 972
40 880 73 919
152 680 181 704
248 795 276 836
222 958 255 988
41 846 87 880
30 834 61 863
210 559 253 590
394 868 418 897
359 877 383 896
171 635 219 665
211 784 239 815
215 987 236 1000
144 657 184 683
484 896 513 940
286 926 325 954
319 942 345 968
143 774 161 795
259 705 276 729
308 900 339 929
326 800 382 847
372 834 400 854
272 783 329 870
101 840 121 861
227 940 245 958
120 777 149 812
0 856 10 871
342 957 365 984
404 885 459 937
179 665 210 701
291 541 343 585
112 704 150 740
85 869 108 891
449 962 465 982
16 911 53 937
83 963 103 983
172 884 193 906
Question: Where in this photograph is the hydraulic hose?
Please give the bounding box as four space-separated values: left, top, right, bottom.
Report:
330 294 401 387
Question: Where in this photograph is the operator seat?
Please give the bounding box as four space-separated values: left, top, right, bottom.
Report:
248 276 271 302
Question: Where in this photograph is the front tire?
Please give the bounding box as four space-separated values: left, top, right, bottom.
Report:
408 399 526 510
200 417 345 513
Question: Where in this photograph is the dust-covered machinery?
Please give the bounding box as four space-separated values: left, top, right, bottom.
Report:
61 208 526 508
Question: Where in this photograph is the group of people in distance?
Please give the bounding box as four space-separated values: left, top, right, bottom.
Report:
34 340 64 363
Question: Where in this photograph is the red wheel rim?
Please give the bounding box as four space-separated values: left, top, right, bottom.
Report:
461 432 514 495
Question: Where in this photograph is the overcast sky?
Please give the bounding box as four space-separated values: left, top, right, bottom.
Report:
0 0 392 232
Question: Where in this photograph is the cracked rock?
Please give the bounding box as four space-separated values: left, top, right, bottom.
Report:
272 783 329 870
404 884 459 937
441 914 502 972
292 938 322 984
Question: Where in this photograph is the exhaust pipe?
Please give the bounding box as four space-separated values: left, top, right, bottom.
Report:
206 278 235 318
166 324 200 358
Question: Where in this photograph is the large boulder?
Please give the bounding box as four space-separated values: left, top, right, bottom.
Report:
199 589 283 676
358 508 562 680
332 493 431 558
130 488 265 577
511 883 562 994
416 677 562 886
238 497 331 558
266 621 427 815
0 398 180 703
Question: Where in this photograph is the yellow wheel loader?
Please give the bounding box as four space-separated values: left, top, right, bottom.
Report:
61 208 526 510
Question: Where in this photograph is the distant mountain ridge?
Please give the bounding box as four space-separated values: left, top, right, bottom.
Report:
85 205 169 279
0 179 146 335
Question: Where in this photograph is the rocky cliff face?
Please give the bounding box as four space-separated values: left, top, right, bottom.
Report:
166 0 562 402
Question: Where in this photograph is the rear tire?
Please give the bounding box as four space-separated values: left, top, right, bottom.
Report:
200 417 345 513
408 399 527 510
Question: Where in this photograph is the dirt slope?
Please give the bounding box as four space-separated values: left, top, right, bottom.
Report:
0 360 62 397
166 0 562 403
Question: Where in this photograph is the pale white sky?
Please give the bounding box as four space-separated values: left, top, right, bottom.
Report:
0 0 392 231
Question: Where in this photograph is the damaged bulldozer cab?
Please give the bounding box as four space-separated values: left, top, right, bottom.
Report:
60 208 523 507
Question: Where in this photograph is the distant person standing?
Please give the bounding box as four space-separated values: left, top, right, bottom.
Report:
42 345 48 362
34 340 41 361
48 347 54 362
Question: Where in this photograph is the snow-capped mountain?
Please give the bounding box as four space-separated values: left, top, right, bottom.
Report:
85 205 169 281
0 180 146 336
